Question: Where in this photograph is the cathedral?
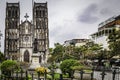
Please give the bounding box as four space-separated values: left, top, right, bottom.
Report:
4 2 49 66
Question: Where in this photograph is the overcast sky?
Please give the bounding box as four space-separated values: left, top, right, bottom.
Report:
0 0 120 52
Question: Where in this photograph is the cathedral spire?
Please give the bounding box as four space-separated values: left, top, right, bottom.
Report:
24 13 29 20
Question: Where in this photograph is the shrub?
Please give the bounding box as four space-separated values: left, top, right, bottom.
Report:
35 67 47 74
60 59 79 77
0 60 19 76
71 65 91 71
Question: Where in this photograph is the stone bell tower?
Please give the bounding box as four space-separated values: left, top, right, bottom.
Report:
29 2 49 69
5 2 20 60
33 2 49 65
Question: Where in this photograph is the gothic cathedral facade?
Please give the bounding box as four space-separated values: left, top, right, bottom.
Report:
4 2 49 65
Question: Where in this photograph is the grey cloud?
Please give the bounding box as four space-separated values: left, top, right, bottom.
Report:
98 0 120 17
50 25 78 44
78 3 99 24
52 32 78 44
100 8 114 16
50 26 61 37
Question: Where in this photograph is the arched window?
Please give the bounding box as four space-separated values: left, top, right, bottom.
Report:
24 50 29 62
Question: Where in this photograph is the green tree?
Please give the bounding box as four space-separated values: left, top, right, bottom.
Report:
0 51 5 62
0 60 19 76
48 41 103 63
60 59 79 77
49 48 53 54
79 41 102 59
72 47 82 60
64 45 74 55
108 28 120 57
64 45 79 60
48 43 65 63
96 49 109 66
62 53 76 60
53 43 64 54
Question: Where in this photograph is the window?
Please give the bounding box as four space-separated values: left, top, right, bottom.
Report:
15 10 17 17
8 21 12 28
12 10 14 17
8 10 11 17
39 11 41 17
36 20 41 28
36 10 38 16
43 10 45 17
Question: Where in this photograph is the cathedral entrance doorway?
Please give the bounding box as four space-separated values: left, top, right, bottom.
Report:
24 50 29 62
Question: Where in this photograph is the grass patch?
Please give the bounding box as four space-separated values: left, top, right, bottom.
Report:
83 70 92 73
47 73 69 79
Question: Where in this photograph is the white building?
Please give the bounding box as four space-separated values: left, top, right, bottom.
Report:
64 39 90 47
91 15 120 49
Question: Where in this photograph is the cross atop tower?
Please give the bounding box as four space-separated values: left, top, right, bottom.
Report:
24 13 29 20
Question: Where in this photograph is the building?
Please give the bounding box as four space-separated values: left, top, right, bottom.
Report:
91 15 120 49
64 39 90 47
4 2 49 67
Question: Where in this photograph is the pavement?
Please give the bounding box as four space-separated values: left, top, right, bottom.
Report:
72 70 120 80
93 71 120 80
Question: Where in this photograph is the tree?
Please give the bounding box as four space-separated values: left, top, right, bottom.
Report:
48 43 65 63
0 51 5 62
62 53 76 60
60 59 79 77
0 60 20 76
79 41 103 59
49 48 53 54
96 49 109 66
64 45 74 55
48 41 103 63
72 47 82 60
108 28 120 57
53 43 64 55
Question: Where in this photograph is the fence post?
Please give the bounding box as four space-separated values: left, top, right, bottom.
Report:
0 75 1 80
16 71 18 80
51 69 54 80
20 70 23 79
91 72 93 80
38 72 40 80
0 75 2 80
59 73 63 80
44 70 47 80
26 71 28 80
71 71 74 80
100 70 106 80
80 70 84 80
32 73 33 80
112 69 116 80
91 67 94 80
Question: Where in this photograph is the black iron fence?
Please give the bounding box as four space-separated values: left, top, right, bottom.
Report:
74 66 120 80
0 67 120 80
0 70 63 80
0 71 29 80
